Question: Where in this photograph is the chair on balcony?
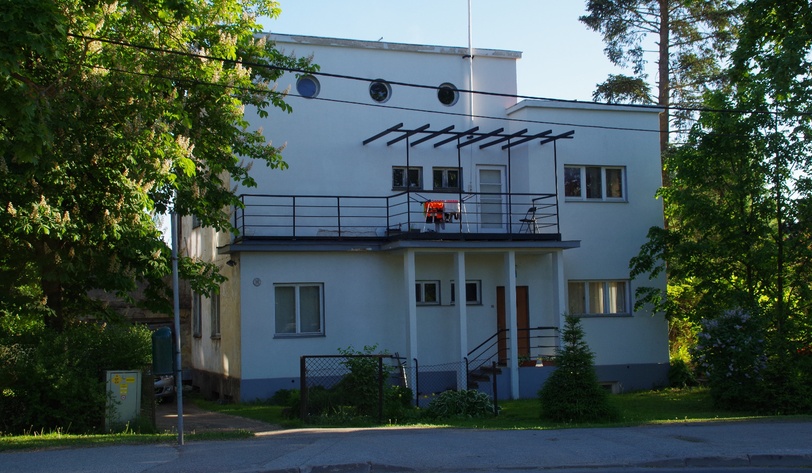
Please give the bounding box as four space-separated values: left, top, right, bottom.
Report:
519 207 538 234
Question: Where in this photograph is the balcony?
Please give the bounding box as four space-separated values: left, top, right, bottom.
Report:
232 191 561 243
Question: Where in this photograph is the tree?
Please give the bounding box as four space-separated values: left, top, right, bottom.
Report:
538 316 618 423
631 0 812 412
580 0 740 152
0 0 314 328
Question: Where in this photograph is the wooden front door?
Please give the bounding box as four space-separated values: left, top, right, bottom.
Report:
496 286 530 365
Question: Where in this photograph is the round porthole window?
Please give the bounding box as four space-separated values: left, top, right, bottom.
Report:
438 83 459 106
296 75 320 98
369 80 392 103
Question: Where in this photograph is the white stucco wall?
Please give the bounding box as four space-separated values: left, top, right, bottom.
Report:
242 35 520 199
508 101 669 366
190 34 670 398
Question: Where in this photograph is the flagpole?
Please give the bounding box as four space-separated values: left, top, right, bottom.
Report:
467 0 474 123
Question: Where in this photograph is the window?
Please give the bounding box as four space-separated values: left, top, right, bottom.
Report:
192 292 202 338
416 281 440 305
393 166 423 190
437 83 459 106
450 280 482 305
369 79 392 103
564 166 625 201
433 167 461 191
210 291 221 338
568 280 629 316
296 75 320 98
275 284 324 336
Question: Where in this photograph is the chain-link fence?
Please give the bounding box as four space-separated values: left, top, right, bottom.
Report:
300 354 400 423
300 355 479 421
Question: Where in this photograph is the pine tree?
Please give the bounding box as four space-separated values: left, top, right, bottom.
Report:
538 316 619 423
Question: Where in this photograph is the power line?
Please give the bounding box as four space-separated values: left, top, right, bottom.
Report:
75 59 666 135
66 33 804 126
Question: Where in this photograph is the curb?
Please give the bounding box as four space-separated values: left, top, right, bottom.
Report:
263 455 812 473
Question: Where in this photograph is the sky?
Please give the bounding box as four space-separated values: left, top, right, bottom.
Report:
259 1 629 102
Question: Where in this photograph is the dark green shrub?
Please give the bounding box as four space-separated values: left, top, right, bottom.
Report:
0 321 152 434
691 309 767 410
755 351 812 415
538 316 619 423
280 389 301 419
425 389 493 419
333 345 385 416
270 388 294 406
384 385 414 421
668 358 698 388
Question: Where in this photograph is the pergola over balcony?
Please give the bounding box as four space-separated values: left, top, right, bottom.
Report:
231 123 574 244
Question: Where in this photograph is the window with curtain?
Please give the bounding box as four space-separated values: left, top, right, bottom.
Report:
564 165 626 201
567 280 629 316
275 283 324 336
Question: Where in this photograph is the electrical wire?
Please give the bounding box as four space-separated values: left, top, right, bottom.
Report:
65 32 809 132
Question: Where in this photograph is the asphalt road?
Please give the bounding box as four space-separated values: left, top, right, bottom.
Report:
1 419 811 472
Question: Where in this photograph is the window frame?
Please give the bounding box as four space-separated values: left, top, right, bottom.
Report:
567 280 631 317
450 280 482 305
415 280 440 306
369 79 392 103
210 291 221 338
437 83 459 106
296 74 320 98
274 283 325 337
392 166 423 191
432 167 462 192
192 292 202 338
564 165 626 202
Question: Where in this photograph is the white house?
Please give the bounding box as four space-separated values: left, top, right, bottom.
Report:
186 34 669 402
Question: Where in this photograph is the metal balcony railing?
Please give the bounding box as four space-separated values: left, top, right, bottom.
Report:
233 191 560 241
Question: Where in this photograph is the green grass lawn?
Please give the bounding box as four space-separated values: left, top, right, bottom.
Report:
196 387 791 430
2 388 806 451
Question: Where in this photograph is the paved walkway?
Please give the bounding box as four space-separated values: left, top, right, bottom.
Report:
155 400 280 434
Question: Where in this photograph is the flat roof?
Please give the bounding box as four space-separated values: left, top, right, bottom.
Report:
264 33 522 59
508 99 663 115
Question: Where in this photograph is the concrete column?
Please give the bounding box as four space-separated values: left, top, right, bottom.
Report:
455 251 468 389
404 250 418 369
505 250 519 399
552 250 566 337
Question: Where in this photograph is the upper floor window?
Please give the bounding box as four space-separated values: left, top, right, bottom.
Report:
393 166 423 190
192 292 202 338
275 283 324 336
210 290 221 338
568 280 629 316
296 75 320 98
369 79 392 103
437 83 459 106
565 166 625 201
433 167 461 191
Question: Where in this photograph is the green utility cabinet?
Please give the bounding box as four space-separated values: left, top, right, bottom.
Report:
105 370 141 431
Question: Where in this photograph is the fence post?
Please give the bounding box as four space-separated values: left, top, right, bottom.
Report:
300 356 307 421
413 358 419 407
377 356 384 423
492 361 499 416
